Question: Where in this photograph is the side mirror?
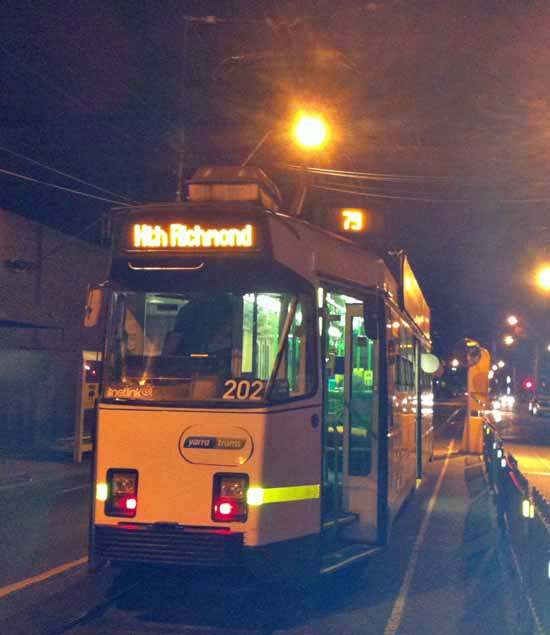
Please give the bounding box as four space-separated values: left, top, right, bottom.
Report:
451 338 482 368
421 353 440 374
84 286 104 328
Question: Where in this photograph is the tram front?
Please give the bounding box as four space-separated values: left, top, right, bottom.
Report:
91 176 322 579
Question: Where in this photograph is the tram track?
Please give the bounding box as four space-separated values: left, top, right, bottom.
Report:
45 579 142 635
44 571 312 635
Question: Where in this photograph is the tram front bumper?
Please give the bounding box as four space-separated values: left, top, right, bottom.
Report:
94 523 244 569
93 523 320 579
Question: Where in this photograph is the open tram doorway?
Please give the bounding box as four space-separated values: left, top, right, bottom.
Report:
322 291 379 540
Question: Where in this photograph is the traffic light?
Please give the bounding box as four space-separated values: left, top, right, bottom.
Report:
523 378 535 390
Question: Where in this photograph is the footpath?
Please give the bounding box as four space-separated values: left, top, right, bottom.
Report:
386 420 531 635
0 449 90 491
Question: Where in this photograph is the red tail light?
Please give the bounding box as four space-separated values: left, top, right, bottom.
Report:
125 497 137 511
105 469 138 517
212 474 248 522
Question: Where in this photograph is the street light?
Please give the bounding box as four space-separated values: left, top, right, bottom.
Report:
503 334 515 346
535 265 550 292
293 113 329 149
506 315 518 327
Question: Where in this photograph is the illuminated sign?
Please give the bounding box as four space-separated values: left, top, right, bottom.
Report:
131 223 254 249
340 209 366 232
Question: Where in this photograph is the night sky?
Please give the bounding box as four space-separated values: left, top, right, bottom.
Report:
2 0 550 362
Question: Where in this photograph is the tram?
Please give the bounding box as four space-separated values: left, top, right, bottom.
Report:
89 165 434 579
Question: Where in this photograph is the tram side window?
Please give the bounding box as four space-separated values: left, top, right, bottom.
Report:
241 293 315 399
349 315 375 476
387 309 416 416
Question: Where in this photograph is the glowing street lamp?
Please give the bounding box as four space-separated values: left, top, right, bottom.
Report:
503 334 515 346
294 113 328 149
498 360 505 368
506 315 518 327
535 265 550 292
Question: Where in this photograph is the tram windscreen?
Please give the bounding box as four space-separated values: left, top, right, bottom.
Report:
103 290 316 404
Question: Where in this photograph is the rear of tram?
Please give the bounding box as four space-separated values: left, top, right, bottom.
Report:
90 166 434 579
91 172 325 578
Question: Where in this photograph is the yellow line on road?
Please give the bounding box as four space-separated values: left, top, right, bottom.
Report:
0 556 88 599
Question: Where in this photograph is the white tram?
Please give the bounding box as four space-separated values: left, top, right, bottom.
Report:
90 166 434 579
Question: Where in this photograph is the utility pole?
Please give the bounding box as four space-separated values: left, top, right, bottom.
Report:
176 15 226 202
175 18 191 202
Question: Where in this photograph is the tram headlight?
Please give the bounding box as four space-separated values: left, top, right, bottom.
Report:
212 473 248 522
105 469 139 518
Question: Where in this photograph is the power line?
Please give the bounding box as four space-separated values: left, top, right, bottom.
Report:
283 163 451 183
313 184 469 203
314 183 550 205
0 145 139 204
0 167 132 206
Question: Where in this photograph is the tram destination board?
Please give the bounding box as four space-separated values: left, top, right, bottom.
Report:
116 210 267 255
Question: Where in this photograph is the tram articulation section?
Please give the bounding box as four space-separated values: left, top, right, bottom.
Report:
87 165 436 578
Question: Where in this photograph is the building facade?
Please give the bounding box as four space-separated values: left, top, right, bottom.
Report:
0 208 108 452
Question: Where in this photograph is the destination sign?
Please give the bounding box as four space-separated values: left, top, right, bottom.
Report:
130 222 255 250
340 208 366 232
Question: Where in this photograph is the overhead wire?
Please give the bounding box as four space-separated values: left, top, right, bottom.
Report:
313 183 469 203
314 183 550 205
0 167 132 206
0 145 140 204
284 163 451 183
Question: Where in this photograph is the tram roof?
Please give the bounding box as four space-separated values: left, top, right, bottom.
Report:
112 200 430 341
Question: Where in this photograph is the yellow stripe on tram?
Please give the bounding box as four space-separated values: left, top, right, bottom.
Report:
247 484 320 506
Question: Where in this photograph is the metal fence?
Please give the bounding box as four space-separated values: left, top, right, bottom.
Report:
483 421 550 634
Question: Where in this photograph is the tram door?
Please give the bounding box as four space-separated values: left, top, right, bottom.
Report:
323 294 375 523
